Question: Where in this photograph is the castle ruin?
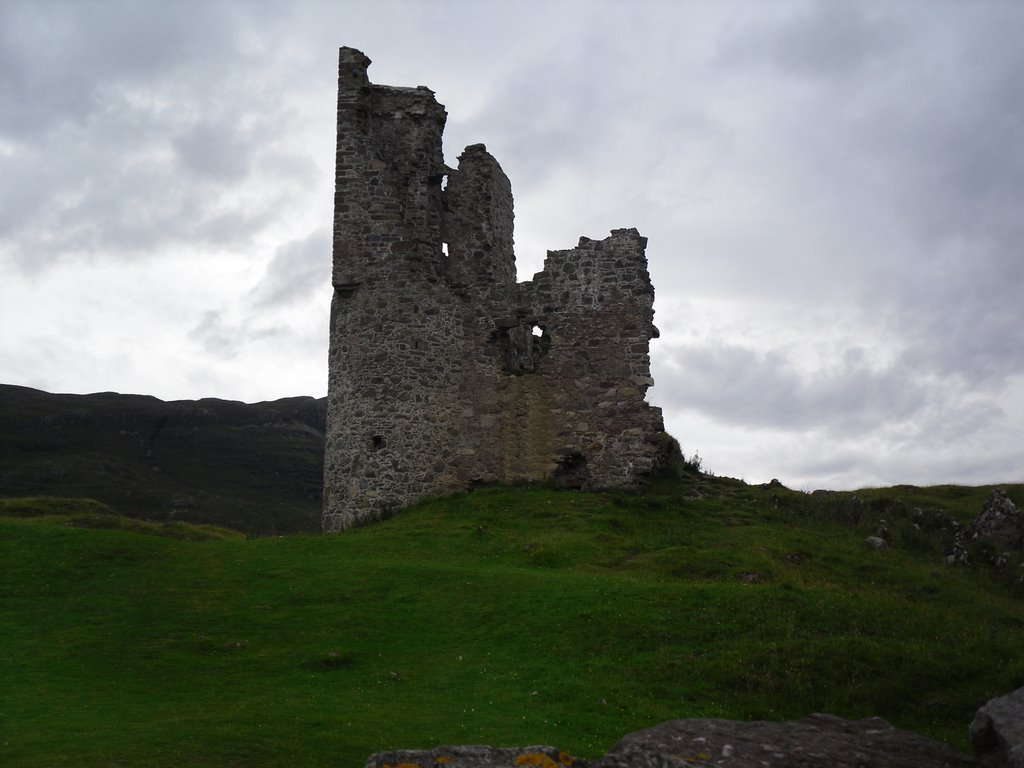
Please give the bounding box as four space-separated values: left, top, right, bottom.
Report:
323 47 666 531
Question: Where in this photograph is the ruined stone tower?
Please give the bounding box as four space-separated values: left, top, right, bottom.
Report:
323 47 666 531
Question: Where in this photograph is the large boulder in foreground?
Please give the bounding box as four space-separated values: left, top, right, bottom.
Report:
972 686 1024 767
366 745 577 767
364 715 972 767
367 686 1024 767
591 714 974 767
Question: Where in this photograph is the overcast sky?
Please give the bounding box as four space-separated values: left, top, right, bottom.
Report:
2 0 1022 490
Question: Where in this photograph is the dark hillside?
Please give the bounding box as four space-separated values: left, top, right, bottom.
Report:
0 384 325 534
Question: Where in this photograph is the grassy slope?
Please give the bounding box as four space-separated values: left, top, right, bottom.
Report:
2 482 1023 767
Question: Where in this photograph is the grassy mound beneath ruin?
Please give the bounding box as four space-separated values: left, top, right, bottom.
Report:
2 479 1023 766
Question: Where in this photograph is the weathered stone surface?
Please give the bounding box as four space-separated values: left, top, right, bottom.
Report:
324 48 666 530
365 689 1024 767
592 715 975 767
971 686 1024 767
364 714 977 767
969 490 1024 551
949 489 1023 567
365 745 581 768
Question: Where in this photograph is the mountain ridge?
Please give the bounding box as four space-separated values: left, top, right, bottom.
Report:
0 383 326 534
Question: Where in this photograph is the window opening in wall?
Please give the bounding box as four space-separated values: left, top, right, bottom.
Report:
491 322 551 375
370 435 384 450
413 339 426 351
553 451 589 489
441 242 449 257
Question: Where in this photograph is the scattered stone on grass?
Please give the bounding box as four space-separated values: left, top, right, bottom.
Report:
864 535 889 551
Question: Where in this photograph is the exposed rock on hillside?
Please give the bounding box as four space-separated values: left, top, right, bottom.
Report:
949 489 1024 567
367 686 1024 767
969 490 1024 551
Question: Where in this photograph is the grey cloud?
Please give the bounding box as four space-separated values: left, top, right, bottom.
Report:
654 331 1017 488
831 413 1016 487
0 135 274 270
173 120 253 181
0 4 93 139
0 148 52 242
907 397 1007 448
250 229 331 308
785 448 868 486
711 3 1024 250
193 210 266 247
656 341 929 435
188 310 241 358
454 64 606 186
704 2 1024 394
717 3 901 81
0 0 245 140
890 248 1024 385
0 1 316 272
783 432 1016 491
188 309 283 358
451 9 724 194
854 16 1024 250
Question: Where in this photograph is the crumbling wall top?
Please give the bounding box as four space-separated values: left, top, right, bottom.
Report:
445 143 516 288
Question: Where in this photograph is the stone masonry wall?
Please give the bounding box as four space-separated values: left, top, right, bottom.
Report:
324 48 666 531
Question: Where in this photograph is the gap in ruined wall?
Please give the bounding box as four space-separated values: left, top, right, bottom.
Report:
490 323 551 375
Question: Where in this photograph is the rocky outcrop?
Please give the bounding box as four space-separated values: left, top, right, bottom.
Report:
971 686 1024 768
364 714 973 767
969 490 1024 551
949 489 1024 567
591 714 974 767
367 687 1024 767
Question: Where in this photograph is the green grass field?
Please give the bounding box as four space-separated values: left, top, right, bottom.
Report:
2 478 1023 766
